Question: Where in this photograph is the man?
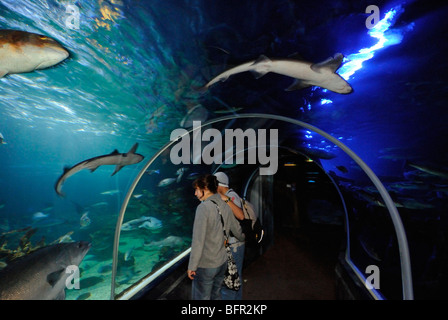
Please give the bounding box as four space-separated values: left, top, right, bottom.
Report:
214 171 245 300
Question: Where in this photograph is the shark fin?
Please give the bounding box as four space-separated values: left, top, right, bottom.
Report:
285 79 312 91
110 149 120 155
111 165 124 176
127 143 139 154
47 268 65 287
63 166 71 173
311 53 344 73
192 85 209 93
250 55 271 79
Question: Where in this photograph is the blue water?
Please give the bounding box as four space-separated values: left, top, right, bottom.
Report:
1 0 447 300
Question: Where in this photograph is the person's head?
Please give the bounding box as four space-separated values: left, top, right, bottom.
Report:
192 174 218 201
214 172 229 192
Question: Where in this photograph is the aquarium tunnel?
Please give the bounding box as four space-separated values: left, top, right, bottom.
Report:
110 113 412 300
0 0 447 300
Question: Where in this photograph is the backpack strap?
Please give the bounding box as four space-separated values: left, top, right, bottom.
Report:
210 199 229 246
241 198 254 220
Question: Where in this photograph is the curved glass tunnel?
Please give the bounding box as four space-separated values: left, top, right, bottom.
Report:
1 0 447 302
105 114 411 300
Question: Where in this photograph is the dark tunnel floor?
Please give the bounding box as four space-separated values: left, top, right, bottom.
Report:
242 226 342 300
138 223 344 300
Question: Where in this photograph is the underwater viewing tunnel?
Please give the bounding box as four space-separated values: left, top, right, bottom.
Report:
110 114 412 300
0 0 447 301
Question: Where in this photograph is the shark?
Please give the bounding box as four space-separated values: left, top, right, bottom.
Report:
0 241 91 300
198 53 353 94
0 29 69 78
55 143 144 197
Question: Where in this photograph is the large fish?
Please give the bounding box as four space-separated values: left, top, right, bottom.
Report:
0 132 6 144
121 216 162 231
0 30 69 78
55 143 144 197
146 235 183 248
198 53 352 94
0 241 91 300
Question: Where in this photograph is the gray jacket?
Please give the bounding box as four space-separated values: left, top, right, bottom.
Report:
188 193 244 270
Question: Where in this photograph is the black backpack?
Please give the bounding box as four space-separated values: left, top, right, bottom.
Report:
239 198 264 248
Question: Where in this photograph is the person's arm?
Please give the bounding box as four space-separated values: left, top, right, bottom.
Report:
227 206 245 241
187 205 207 275
225 196 245 220
219 191 245 220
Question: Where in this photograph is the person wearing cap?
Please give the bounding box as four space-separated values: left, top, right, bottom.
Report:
214 171 246 300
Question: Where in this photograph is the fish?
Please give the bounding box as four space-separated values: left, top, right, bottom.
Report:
336 165 348 173
90 201 108 207
0 133 6 145
97 264 112 274
157 177 176 187
79 276 103 289
80 212 91 228
100 189 120 196
176 167 188 183
0 30 69 78
76 292 91 300
145 235 184 248
32 217 67 228
145 169 160 175
138 217 163 230
121 216 154 231
197 53 353 94
32 211 49 220
406 162 448 180
54 143 144 197
53 231 74 244
124 246 134 261
0 241 91 300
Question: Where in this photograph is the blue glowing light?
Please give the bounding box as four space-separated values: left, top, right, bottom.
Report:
320 99 333 105
338 5 413 80
305 130 313 139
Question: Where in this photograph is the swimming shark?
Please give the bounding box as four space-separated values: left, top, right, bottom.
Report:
0 241 91 300
55 143 144 197
0 29 69 78
198 53 353 94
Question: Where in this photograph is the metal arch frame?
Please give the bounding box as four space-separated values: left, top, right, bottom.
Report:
110 113 413 300
234 149 384 299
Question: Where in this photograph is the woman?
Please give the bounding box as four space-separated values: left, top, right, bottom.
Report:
187 174 244 300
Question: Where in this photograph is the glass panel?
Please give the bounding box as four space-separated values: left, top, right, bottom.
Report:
111 114 408 300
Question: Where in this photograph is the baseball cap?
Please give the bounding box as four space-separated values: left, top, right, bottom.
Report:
214 172 229 187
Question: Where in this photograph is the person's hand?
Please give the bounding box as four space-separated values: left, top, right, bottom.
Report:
219 193 228 201
187 270 196 280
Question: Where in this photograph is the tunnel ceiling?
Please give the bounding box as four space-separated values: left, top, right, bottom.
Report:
0 0 447 216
